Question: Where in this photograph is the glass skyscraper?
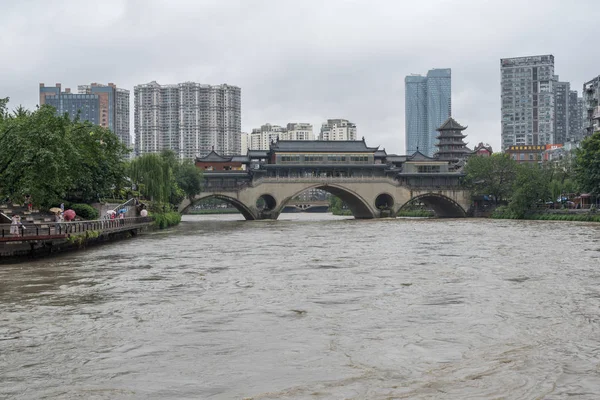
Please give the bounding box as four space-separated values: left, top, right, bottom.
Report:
405 69 452 157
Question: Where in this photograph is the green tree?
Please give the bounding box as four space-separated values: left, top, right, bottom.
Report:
0 105 75 206
464 153 518 204
66 123 129 202
176 160 204 203
128 153 171 203
509 163 551 218
0 97 8 121
575 131 600 195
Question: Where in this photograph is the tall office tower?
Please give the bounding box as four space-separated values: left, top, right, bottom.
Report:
404 69 451 156
134 81 241 158
500 55 555 150
318 119 357 141
554 78 570 145
40 82 130 148
568 90 584 141
583 75 600 137
284 123 314 140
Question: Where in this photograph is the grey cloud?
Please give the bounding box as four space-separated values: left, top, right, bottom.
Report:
1 0 599 154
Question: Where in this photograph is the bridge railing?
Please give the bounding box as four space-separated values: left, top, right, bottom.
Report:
0 216 153 240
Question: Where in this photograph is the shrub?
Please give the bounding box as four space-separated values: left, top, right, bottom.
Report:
69 203 99 220
152 211 181 229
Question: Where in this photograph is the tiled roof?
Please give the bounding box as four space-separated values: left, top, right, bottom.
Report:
437 117 467 131
196 150 232 162
270 140 379 153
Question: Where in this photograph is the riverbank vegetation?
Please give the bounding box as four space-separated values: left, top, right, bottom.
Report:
0 98 202 221
152 212 182 229
328 196 352 215
465 131 600 220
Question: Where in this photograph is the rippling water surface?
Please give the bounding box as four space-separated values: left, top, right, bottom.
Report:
2 214 600 399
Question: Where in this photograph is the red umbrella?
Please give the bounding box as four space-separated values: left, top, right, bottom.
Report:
63 209 76 221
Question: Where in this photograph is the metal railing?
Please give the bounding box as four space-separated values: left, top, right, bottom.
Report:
111 198 137 214
0 216 153 240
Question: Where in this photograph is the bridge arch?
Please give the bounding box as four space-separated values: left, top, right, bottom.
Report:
182 194 257 220
276 183 376 219
398 193 467 218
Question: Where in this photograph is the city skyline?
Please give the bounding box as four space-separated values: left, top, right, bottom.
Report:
2 0 599 154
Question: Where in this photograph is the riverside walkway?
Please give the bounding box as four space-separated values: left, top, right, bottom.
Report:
0 217 152 242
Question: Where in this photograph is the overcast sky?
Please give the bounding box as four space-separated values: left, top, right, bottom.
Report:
1 0 599 154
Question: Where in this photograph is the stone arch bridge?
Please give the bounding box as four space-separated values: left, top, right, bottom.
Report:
179 176 472 220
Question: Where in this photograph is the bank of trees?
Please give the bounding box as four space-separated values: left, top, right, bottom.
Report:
464 131 600 218
0 97 129 207
0 98 203 211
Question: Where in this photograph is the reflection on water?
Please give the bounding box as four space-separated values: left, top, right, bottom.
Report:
2 213 600 399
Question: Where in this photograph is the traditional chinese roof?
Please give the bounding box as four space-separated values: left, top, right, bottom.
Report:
374 149 388 158
407 150 437 161
196 150 232 163
472 142 493 154
437 117 467 131
270 140 379 153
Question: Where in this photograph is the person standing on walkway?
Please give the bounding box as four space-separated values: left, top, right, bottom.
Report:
54 213 61 234
119 211 125 226
10 214 19 235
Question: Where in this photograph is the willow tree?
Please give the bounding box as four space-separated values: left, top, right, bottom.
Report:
128 153 171 203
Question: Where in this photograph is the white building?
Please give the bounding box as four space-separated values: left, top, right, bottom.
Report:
134 81 241 159
319 119 357 141
249 122 313 150
240 133 249 155
282 123 314 141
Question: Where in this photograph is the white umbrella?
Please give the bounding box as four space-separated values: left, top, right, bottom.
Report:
106 210 116 215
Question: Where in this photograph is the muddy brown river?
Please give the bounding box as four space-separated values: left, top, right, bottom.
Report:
1 214 600 399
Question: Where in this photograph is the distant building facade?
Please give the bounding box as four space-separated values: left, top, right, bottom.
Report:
319 119 357 141
568 90 584 141
554 79 569 145
405 68 452 157
134 81 241 159
500 55 555 150
506 144 563 164
583 75 600 137
249 123 314 150
39 82 131 148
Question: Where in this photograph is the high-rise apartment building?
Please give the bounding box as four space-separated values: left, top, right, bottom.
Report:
39 82 131 148
568 90 584 141
284 123 314 141
500 55 555 150
318 119 357 141
248 123 315 150
554 78 569 145
404 69 451 156
250 124 287 150
134 81 241 159
583 75 600 137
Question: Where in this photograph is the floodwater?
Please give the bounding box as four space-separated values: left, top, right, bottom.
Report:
2 213 600 399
